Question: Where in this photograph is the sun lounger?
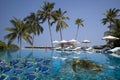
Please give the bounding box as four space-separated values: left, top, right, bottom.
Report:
108 47 120 53
63 46 81 51
70 47 81 51
53 47 62 51
64 46 73 51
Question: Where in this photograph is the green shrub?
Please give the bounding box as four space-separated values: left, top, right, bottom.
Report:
0 40 19 51
8 44 19 50
0 40 7 50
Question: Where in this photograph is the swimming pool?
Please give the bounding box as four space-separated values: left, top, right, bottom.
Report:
0 49 120 80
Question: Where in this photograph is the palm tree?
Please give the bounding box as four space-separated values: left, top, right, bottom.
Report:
24 12 43 47
112 19 120 47
102 8 120 47
75 18 84 40
54 8 69 40
102 8 120 31
37 2 57 47
4 17 32 49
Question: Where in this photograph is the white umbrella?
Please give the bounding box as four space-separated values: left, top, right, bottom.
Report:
53 40 59 47
60 40 67 43
59 40 68 48
69 39 79 43
82 40 90 43
68 39 80 48
53 40 59 44
102 35 119 47
102 35 119 40
82 40 91 48
102 35 119 48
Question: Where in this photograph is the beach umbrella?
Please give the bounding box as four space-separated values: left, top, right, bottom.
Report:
69 39 79 43
102 35 119 40
82 40 91 48
59 40 67 43
53 40 59 47
82 40 90 43
53 40 59 44
102 35 119 48
69 39 80 47
59 40 68 48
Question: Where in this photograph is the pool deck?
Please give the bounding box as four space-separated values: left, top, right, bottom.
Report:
25 46 53 49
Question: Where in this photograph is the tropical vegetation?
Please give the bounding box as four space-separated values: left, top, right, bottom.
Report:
8 44 19 50
102 8 120 31
24 12 44 47
102 8 120 48
54 8 69 40
0 40 7 50
37 2 57 47
0 40 19 50
4 17 32 49
112 19 120 47
75 18 84 40
1 1 120 49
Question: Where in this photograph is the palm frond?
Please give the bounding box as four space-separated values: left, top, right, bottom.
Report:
56 24 60 32
4 33 16 40
5 27 16 32
75 18 84 27
61 21 68 29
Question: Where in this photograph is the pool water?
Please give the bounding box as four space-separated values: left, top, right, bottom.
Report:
0 49 120 80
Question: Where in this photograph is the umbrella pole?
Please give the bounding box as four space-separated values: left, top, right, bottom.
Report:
86 43 87 48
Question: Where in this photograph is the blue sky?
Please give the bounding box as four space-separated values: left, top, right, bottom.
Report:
0 0 120 47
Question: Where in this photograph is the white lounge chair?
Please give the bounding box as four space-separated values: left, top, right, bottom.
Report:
108 47 120 53
53 47 62 51
70 47 81 51
85 47 93 51
64 46 73 51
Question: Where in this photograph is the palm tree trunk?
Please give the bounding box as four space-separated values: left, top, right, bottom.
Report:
32 34 34 55
109 21 113 47
19 37 22 58
20 37 22 50
109 21 112 31
75 26 79 40
32 34 34 49
60 27 63 40
48 20 53 47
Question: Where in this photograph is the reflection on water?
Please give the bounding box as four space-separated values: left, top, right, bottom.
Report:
0 50 7 57
0 49 19 60
0 49 120 80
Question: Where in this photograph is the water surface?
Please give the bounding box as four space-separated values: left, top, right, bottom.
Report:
0 49 120 80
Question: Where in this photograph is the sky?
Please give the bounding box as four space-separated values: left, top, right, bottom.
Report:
0 0 120 48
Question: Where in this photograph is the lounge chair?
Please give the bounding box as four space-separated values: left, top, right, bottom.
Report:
53 47 62 51
63 46 81 51
108 47 120 53
64 46 73 51
85 47 93 51
70 47 81 51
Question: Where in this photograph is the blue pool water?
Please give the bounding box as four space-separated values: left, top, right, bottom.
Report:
0 49 120 80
